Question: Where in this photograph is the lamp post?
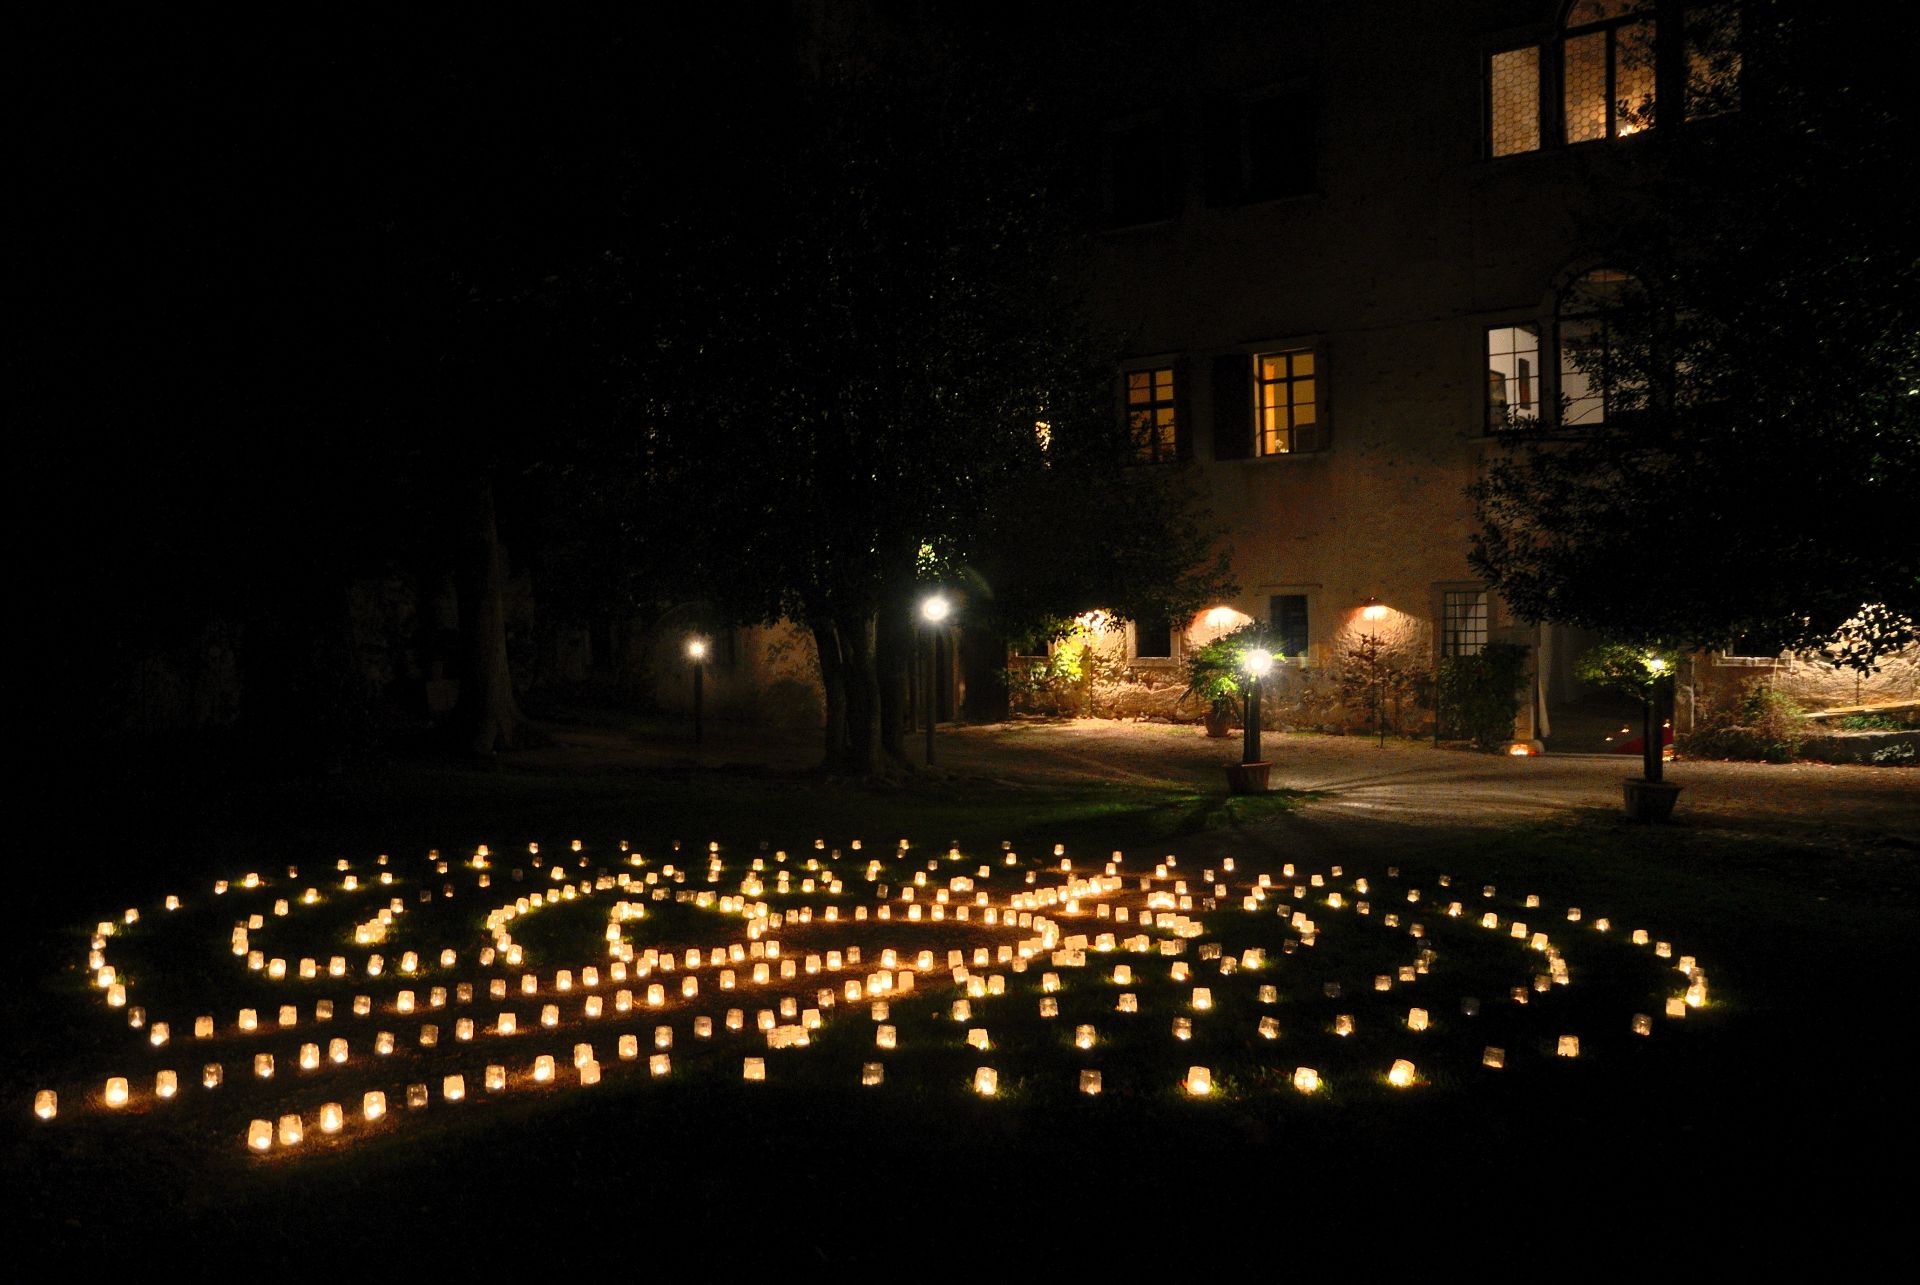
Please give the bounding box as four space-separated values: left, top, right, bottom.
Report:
1224 647 1274 795
1642 655 1668 785
1241 648 1273 765
920 595 950 765
687 637 707 746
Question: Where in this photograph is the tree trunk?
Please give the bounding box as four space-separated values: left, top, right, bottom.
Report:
877 599 913 767
811 618 848 769
839 611 880 776
454 479 524 755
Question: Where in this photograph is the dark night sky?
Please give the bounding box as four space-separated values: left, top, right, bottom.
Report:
16 10 794 644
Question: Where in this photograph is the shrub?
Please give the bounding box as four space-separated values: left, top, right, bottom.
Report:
1836 711 1910 731
1182 623 1280 711
1437 643 1529 751
1336 632 1431 737
1684 682 1809 763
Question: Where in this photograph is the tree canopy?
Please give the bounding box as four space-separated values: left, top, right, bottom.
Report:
1469 1 1919 671
642 29 1231 771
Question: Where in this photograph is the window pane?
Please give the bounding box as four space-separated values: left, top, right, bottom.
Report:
1486 324 1541 430
1134 616 1173 658
1685 4 1741 119
1567 0 1643 23
1443 591 1488 657
1253 349 1321 454
1563 31 1608 143
1126 366 1178 463
1560 320 1605 424
1616 19 1657 135
1270 595 1309 659
1489 47 1541 157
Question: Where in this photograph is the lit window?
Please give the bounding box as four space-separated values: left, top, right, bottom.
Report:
1442 591 1489 657
1255 349 1321 455
1683 3 1741 120
1489 4 1732 158
1486 324 1541 431
1125 367 1179 464
1558 269 1637 426
1488 47 1541 157
1563 1 1657 143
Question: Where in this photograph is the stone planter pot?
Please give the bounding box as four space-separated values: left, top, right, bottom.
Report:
1203 702 1234 739
1623 777 1683 822
1225 761 1272 794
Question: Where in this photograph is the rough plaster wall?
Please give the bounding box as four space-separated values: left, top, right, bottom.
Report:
1699 645 1920 712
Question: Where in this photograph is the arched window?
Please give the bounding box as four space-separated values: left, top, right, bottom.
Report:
1556 268 1639 425
1562 1 1657 143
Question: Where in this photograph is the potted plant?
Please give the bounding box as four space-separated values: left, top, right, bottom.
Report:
1182 634 1245 738
1577 641 1682 821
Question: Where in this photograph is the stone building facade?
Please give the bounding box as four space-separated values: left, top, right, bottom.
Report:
1021 0 1914 742
657 0 1913 741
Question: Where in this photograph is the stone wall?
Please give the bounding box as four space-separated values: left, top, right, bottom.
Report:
1696 644 1920 713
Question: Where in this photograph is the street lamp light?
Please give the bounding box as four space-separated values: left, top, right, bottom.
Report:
1242 648 1273 765
919 595 950 764
687 637 708 746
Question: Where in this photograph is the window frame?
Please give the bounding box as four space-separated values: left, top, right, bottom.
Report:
1485 42 1546 160
1561 0 1659 144
1268 592 1311 664
1483 318 1545 434
1127 614 1180 667
1556 267 1640 429
1482 2 1725 160
1480 267 1642 435
1439 587 1491 658
1121 360 1184 465
1251 342 1327 458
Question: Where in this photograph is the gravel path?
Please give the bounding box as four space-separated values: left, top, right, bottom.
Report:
938 719 1919 850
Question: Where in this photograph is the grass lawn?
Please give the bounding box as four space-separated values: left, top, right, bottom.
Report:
5 730 1913 1267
